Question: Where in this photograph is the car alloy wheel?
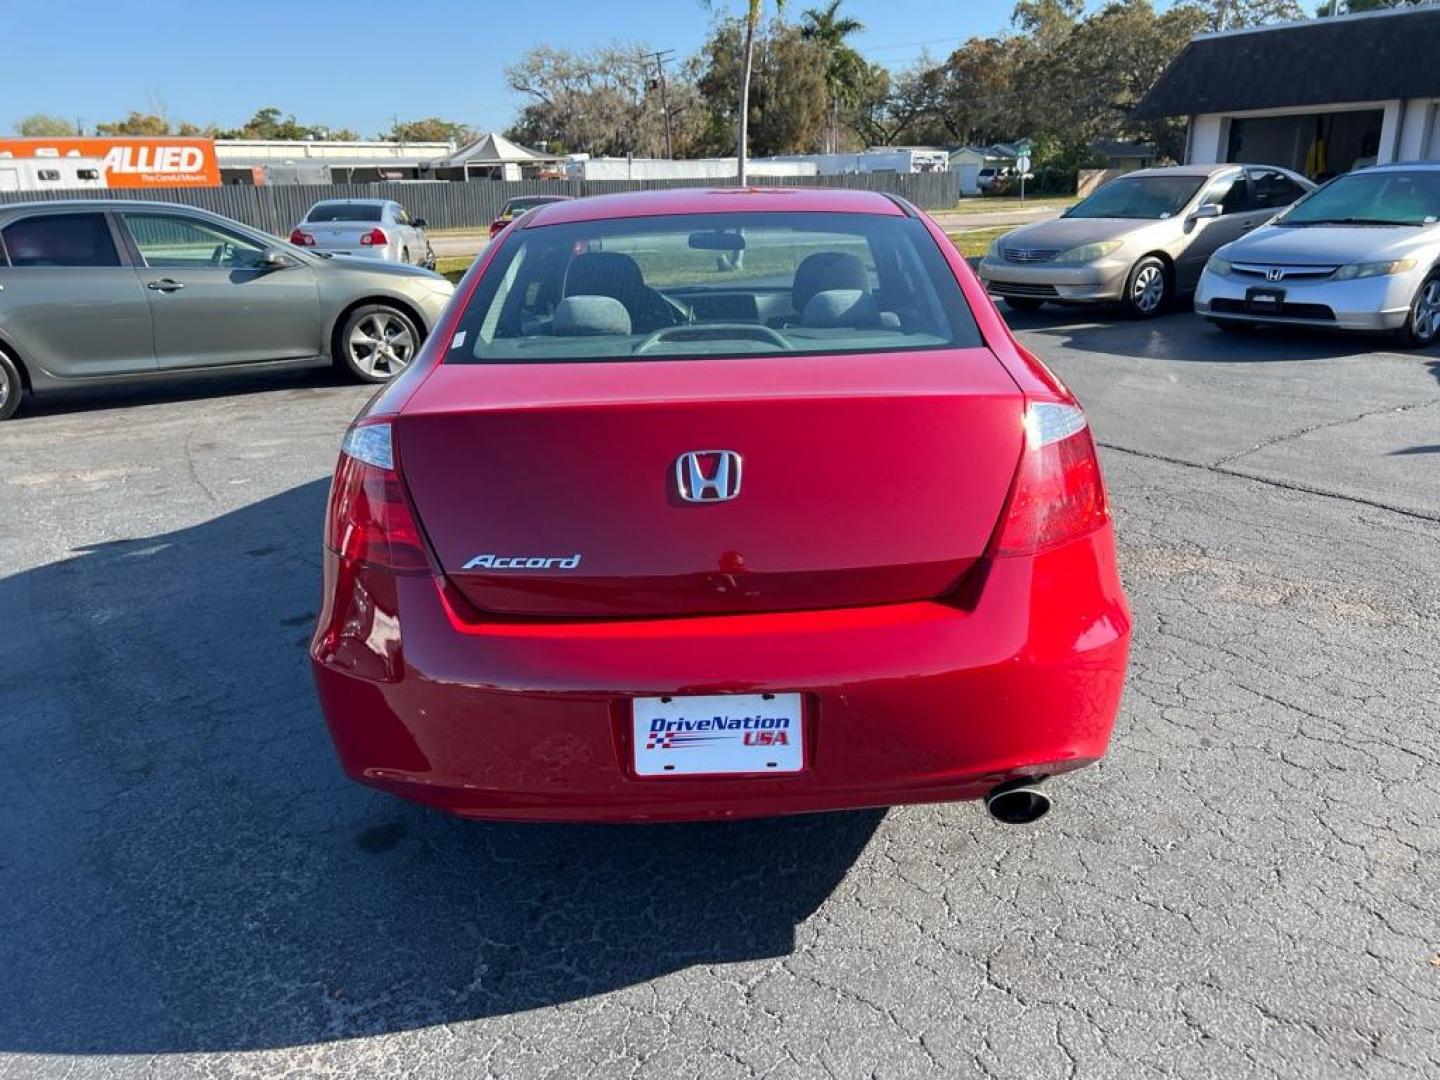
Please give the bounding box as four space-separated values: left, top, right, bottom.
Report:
346 309 417 379
1407 275 1440 347
1126 258 1167 317
0 350 22 421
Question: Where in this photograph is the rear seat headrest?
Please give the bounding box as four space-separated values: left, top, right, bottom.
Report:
553 295 633 336
802 289 881 328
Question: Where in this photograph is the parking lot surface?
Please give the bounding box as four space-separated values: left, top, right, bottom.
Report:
2 310 1437 1079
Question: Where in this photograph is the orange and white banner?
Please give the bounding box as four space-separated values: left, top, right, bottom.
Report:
0 137 221 188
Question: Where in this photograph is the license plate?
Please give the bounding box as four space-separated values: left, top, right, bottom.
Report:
632 693 805 777
1247 287 1285 310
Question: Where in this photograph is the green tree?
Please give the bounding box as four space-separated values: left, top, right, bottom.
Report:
697 16 828 160
506 43 696 157
799 0 866 152
95 112 172 136
384 117 476 144
15 114 76 137
1194 0 1304 29
217 107 327 141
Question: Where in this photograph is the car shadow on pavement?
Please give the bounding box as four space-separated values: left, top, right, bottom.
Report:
997 305 1392 363
0 479 883 1054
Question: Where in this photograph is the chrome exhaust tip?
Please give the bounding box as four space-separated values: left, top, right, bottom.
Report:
984 782 1052 825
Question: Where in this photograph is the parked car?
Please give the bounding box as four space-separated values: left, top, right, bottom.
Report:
291 199 435 269
311 187 1132 825
488 194 572 238
0 200 456 419
1198 163 1440 346
976 166 1010 193
977 164 1313 317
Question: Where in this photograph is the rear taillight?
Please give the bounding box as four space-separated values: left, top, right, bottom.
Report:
290 228 316 246
359 228 388 246
326 421 432 572
489 219 504 237
992 402 1108 556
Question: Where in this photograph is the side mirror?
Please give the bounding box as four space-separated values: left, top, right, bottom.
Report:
261 247 297 269
1190 203 1222 221
412 217 427 229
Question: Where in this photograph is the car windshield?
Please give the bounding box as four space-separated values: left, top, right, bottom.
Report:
1067 175 1204 220
448 211 982 364
1278 170 1440 227
306 203 383 223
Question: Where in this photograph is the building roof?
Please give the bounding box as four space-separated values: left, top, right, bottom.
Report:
1133 6 1440 119
439 132 563 165
521 186 906 228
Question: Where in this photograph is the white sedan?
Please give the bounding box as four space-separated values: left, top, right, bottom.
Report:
291 199 435 269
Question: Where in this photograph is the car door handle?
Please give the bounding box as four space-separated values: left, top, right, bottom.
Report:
146 279 185 292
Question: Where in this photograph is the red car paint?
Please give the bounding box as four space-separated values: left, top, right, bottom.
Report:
311 187 1131 823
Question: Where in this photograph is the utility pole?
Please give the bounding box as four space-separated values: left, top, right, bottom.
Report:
646 49 676 159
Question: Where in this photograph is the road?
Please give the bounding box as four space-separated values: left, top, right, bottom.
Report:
1 309 1437 1079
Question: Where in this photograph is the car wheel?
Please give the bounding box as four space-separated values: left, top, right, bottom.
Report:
336 304 421 383
1397 273 1440 348
0 349 23 421
1123 256 1169 318
1004 297 1045 312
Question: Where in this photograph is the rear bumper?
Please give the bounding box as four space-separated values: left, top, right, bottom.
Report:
976 256 1130 303
311 529 1131 823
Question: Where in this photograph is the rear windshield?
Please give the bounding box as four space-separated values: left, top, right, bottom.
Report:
305 202 383 223
447 211 982 364
1278 169 1440 227
1068 175 1203 220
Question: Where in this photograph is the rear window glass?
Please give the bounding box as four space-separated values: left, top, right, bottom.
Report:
306 202 383 223
447 211 981 364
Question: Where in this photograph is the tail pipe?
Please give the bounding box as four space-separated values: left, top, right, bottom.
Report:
984 780 1052 825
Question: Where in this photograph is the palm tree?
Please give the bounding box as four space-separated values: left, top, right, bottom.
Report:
800 0 865 154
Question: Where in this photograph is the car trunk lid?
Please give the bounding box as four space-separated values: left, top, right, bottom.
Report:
397 350 1023 617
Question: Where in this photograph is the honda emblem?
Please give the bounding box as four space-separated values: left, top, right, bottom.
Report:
676 450 742 503
1266 267 1285 282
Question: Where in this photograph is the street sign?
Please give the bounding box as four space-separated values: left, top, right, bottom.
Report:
1016 154 1032 174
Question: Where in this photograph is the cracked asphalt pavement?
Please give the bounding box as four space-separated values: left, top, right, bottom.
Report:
2 308 1437 1078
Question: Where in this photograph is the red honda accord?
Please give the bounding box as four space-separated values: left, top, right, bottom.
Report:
311 187 1130 825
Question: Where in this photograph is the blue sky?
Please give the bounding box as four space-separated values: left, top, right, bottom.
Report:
3 0 1033 138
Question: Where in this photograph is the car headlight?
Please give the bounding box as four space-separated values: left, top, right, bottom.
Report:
987 236 1003 258
1207 256 1232 276
1052 240 1124 264
1331 259 1417 280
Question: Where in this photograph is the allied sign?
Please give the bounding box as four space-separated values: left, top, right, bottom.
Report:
0 138 221 188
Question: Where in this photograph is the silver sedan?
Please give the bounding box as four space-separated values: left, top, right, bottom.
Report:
1197 163 1440 346
976 164 1312 318
292 199 436 269
0 199 455 419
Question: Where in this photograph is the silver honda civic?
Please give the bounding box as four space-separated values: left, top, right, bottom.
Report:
0 199 455 420
1197 163 1440 346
